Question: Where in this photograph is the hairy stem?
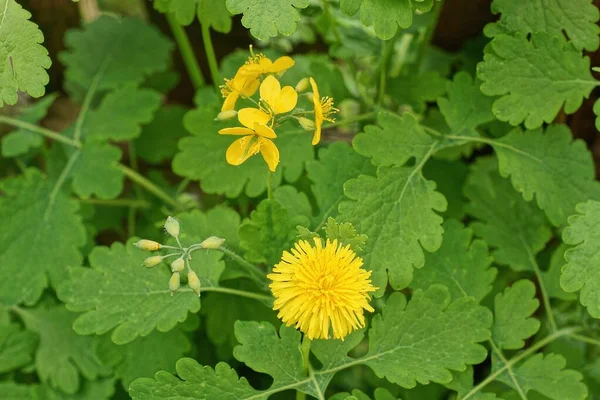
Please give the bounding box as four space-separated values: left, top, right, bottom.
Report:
297 337 312 400
166 13 206 89
201 23 222 90
79 198 151 208
118 164 182 210
0 116 81 148
377 35 397 105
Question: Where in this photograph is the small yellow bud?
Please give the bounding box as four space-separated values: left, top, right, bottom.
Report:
215 110 238 121
306 92 315 103
171 257 185 273
188 270 201 296
143 256 163 268
297 117 315 132
295 78 310 92
164 217 180 238
169 272 181 292
199 236 225 249
134 239 161 251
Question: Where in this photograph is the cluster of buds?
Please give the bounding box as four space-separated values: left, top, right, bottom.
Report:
134 216 224 297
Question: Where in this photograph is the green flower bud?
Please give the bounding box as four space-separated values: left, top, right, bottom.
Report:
215 110 238 121
297 117 315 132
188 270 201 296
200 236 225 249
295 77 310 92
143 256 163 268
171 257 185 273
164 216 180 238
134 239 161 251
169 272 181 292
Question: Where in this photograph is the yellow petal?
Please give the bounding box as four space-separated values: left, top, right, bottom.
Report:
270 56 295 73
221 92 240 112
238 108 271 129
219 127 255 136
312 125 322 145
309 77 320 100
259 137 280 172
254 123 277 139
241 77 260 97
226 136 260 166
260 75 281 112
276 86 298 114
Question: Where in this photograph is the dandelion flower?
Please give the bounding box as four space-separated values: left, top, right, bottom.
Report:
268 239 376 340
308 77 338 145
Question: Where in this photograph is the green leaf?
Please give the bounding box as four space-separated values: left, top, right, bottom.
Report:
353 112 436 168
154 0 196 25
446 367 500 400
561 200 600 317
225 0 310 40
464 157 552 272
57 239 202 344
307 142 375 227
477 33 597 129
330 388 399 400
1 93 57 157
496 353 588 400
177 206 242 251
594 98 600 131
340 165 447 294
0 323 37 374
17 304 112 394
199 0 232 33
411 219 496 303
71 143 124 199
492 125 600 226
339 0 362 15
239 199 310 265
84 87 162 141
0 382 42 400
136 105 188 164
0 0 51 106
487 0 600 51
99 328 191 389
323 218 368 252
0 169 86 306
273 185 313 221
422 158 468 219
388 71 448 113
60 16 173 94
542 244 576 301
492 280 540 350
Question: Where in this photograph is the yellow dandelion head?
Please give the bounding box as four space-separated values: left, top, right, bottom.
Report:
268 238 377 340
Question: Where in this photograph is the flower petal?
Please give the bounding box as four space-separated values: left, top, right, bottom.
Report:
270 56 295 73
312 125 322 145
254 123 277 139
241 77 260 97
260 75 282 112
226 136 260 166
238 108 271 129
221 92 240 112
275 86 298 114
219 127 255 136
259 137 280 172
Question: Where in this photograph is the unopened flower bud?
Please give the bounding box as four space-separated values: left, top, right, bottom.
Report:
134 239 161 251
215 110 238 121
169 272 181 292
171 257 185 273
295 78 310 92
306 92 315 103
199 236 225 249
164 217 180 238
297 117 315 132
143 256 163 268
188 270 201 296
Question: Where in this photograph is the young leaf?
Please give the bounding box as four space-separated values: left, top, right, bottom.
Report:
492 280 540 350
542 244 576 301
464 157 552 272
493 125 600 226
487 0 600 51
478 33 597 129
561 200 600 317
136 105 188 164
323 218 368 252
0 323 37 374
70 143 123 199
57 240 203 344
17 304 112 394
340 165 447 294
225 0 310 40
307 142 375 227
0 0 51 106
0 169 86 306
411 219 496 303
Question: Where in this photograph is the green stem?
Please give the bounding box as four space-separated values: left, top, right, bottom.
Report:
323 0 342 44
377 34 397 105
201 23 222 90
199 286 273 302
414 0 444 70
570 333 600 346
166 13 205 89
79 198 150 208
267 172 274 200
217 246 269 289
118 164 182 210
297 337 312 400
489 340 527 400
460 327 581 400
74 59 109 143
0 116 81 148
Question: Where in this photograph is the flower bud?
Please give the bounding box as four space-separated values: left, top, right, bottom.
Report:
295 78 310 93
134 239 161 251
143 256 163 268
215 110 238 121
297 117 315 132
199 236 225 249
171 257 185 273
169 272 181 292
188 270 201 296
164 217 180 238
306 92 315 103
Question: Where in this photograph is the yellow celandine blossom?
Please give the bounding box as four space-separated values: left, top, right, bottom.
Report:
309 77 339 145
220 54 295 112
219 108 280 172
259 75 298 116
268 238 377 340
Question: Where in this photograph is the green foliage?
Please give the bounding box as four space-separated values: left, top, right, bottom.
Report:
135 105 188 164
0 0 51 106
155 0 232 32
323 217 368 252
0 323 37 374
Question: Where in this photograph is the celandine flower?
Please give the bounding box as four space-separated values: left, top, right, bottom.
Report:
308 77 338 145
268 239 377 340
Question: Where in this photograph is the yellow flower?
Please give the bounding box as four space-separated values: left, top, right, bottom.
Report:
268 238 377 340
260 75 298 115
309 77 339 145
220 54 295 112
219 108 280 172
